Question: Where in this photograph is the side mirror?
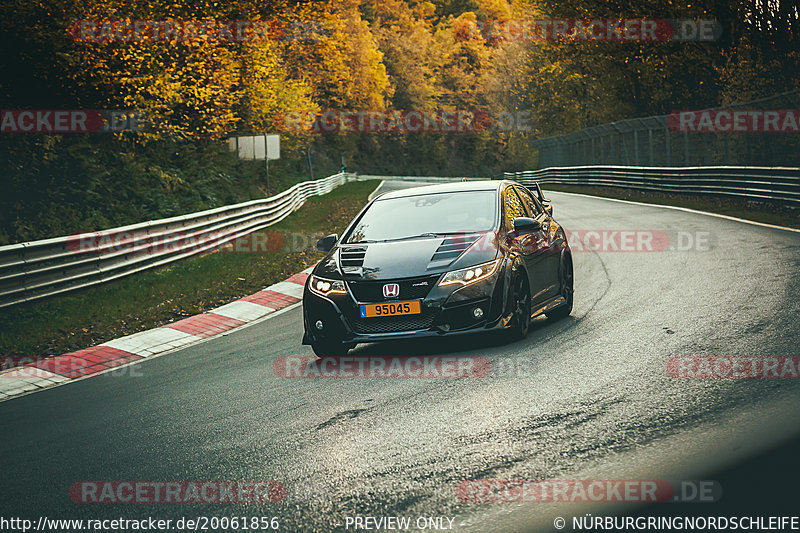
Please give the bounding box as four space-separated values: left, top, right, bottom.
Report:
544 205 553 216
533 182 550 204
315 233 338 252
513 217 542 233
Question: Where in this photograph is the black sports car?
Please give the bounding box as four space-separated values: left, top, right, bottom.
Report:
302 180 573 356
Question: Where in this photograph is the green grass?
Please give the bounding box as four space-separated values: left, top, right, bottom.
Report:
0 180 378 358
542 185 800 229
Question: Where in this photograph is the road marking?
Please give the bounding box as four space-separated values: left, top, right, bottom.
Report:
368 180 386 201
547 190 800 233
165 313 246 338
268 281 305 299
212 300 275 322
102 328 200 357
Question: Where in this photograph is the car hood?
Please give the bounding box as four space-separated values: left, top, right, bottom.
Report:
314 232 500 281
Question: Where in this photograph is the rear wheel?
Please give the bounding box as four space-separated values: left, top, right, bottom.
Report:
311 340 352 357
546 253 573 321
509 274 531 340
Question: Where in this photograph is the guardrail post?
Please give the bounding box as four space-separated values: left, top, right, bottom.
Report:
600 136 605 162
745 135 751 164
684 131 690 165
724 135 730 165
20 244 29 306
665 125 671 166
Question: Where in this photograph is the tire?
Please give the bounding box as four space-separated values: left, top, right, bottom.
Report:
311 340 352 357
509 274 531 340
546 252 573 321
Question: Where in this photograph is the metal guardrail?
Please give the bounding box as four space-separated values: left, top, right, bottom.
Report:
0 172 357 309
357 175 484 182
502 166 800 207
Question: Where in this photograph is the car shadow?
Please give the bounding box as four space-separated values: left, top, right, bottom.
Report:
347 314 559 357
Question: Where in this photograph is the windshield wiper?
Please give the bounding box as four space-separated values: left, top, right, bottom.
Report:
352 232 478 244
394 231 481 241
387 232 447 241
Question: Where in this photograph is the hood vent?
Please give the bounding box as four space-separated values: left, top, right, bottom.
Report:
428 233 480 269
340 246 367 273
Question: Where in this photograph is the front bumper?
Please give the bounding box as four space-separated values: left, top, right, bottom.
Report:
303 266 511 345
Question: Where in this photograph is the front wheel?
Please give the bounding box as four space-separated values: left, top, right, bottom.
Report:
546 253 573 321
311 339 352 357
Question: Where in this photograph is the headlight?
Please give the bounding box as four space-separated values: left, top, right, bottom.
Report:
438 258 502 287
309 275 346 296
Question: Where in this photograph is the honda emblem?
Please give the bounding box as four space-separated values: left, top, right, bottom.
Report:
383 283 400 298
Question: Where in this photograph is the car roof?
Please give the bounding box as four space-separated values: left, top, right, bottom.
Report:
375 179 513 200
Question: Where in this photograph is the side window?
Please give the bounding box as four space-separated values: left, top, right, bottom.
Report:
516 186 543 217
504 187 528 229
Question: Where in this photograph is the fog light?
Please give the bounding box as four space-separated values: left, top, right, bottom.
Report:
473 307 484 319
315 320 324 330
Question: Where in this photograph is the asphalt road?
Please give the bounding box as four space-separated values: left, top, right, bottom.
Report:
2 183 800 532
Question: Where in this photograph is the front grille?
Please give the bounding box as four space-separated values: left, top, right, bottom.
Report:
347 275 440 302
351 314 436 334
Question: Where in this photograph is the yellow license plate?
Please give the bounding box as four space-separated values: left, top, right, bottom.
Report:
360 300 421 318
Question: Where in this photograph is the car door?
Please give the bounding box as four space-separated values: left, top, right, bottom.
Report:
516 185 560 299
503 185 548 305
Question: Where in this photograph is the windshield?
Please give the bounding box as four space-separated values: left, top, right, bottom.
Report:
345 191 497 243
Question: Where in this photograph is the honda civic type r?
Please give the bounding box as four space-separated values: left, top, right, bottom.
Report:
302 180 574 356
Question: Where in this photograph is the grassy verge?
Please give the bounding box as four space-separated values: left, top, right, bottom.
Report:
542 185 800 229
0 136 343 245
0 180 378 358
